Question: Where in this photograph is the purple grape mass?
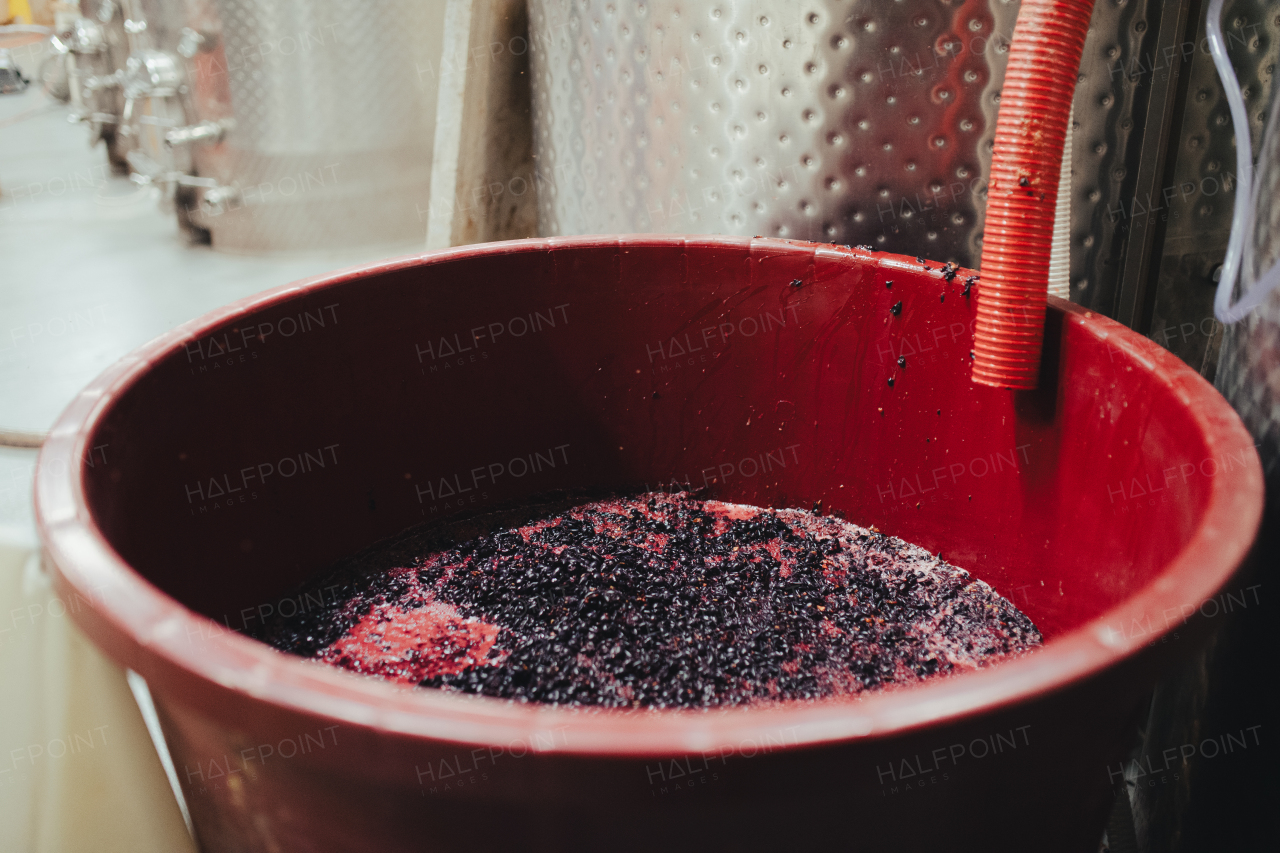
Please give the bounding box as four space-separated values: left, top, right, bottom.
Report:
260 492 1041 709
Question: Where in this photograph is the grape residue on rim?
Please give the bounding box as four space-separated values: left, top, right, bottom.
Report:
259 492 1041 708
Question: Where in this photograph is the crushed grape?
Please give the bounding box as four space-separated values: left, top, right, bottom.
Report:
259 493 1041 709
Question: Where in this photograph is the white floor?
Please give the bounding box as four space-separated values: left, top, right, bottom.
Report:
0 47 420 545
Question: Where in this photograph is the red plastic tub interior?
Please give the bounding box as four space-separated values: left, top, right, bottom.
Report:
35 237 1262 853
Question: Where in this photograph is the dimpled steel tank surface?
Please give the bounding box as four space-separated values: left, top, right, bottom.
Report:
35 238 1262 852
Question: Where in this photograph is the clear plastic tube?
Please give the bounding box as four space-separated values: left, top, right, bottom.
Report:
1208 0 1280 324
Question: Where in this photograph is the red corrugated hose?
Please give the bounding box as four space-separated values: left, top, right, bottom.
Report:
972 0 1096 389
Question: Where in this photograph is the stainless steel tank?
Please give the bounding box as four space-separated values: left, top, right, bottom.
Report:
51 1 133 171
528 0 1017 263
1144 0 1280 378
108 0 215 237
1117 74 1280 853
527 0 1174 282
528 5 1274 849
117 0 445 251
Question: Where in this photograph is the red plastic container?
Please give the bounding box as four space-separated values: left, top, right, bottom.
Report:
35 237 1262 852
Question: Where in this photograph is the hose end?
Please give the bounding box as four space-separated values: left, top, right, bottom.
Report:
971 0 1095 390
